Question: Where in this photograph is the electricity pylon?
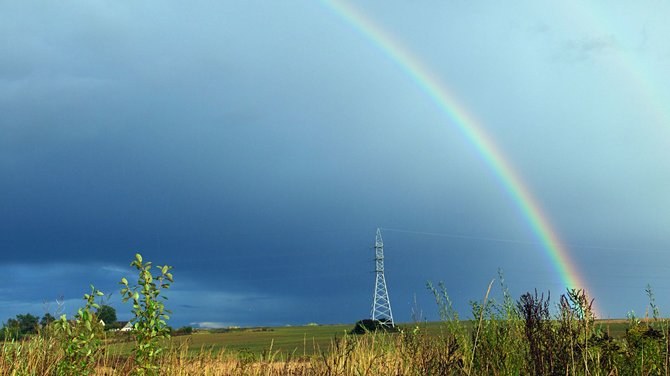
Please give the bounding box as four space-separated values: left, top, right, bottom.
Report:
370 228 394 326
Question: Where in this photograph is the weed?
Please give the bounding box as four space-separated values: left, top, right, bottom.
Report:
55 285 105 376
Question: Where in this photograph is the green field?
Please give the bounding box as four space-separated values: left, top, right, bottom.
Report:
105 322 432 356
106 319 631 358
169 324 355 356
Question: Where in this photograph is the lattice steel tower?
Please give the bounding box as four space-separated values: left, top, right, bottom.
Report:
370 228 394 326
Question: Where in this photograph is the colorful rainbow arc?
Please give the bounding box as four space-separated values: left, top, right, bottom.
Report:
321 0 594 305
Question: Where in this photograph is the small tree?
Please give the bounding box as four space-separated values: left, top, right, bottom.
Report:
97 305 117 326
120 253 173 375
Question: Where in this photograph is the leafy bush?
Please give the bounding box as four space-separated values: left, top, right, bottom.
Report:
55 285 105 376
120 253 173 375
351 319 398 334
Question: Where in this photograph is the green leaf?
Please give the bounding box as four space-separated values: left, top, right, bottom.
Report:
135 253 143 263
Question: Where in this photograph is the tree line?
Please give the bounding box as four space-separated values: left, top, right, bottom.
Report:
1 305 118 340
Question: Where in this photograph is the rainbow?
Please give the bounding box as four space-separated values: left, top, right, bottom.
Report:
320 0 595 305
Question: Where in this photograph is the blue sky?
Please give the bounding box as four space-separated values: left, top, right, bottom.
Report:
2 0 670 328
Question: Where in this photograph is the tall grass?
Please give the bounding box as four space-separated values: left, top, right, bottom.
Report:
3 281 670 375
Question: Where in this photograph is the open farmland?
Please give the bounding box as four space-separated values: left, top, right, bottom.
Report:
105 319 631 357
180 325 358 355
107 324 356 357
2 316 665 375
188 319 631 356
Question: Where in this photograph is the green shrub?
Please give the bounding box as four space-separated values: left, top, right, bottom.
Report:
55 285 105 376
120 253 173 375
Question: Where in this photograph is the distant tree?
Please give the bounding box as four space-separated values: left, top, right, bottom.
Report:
16 313 39 335
1 313 39 339
351 319 398 334
41 313 56 327
2 319 20 340
97 305 117 326
172 326 193 336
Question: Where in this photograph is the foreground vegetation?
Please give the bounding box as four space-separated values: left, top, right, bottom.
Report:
3 256 670 375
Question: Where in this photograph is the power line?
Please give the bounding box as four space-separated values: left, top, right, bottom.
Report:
380 227 670 255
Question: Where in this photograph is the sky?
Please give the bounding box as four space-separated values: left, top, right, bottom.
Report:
2 0 670 328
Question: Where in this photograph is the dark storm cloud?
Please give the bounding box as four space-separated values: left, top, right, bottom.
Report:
2 0 670 327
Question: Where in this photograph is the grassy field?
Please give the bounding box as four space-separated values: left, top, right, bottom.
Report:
180 325 354 355
105 319 631 358
184 319 630 354
107 324 356 357
4 310 670 374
